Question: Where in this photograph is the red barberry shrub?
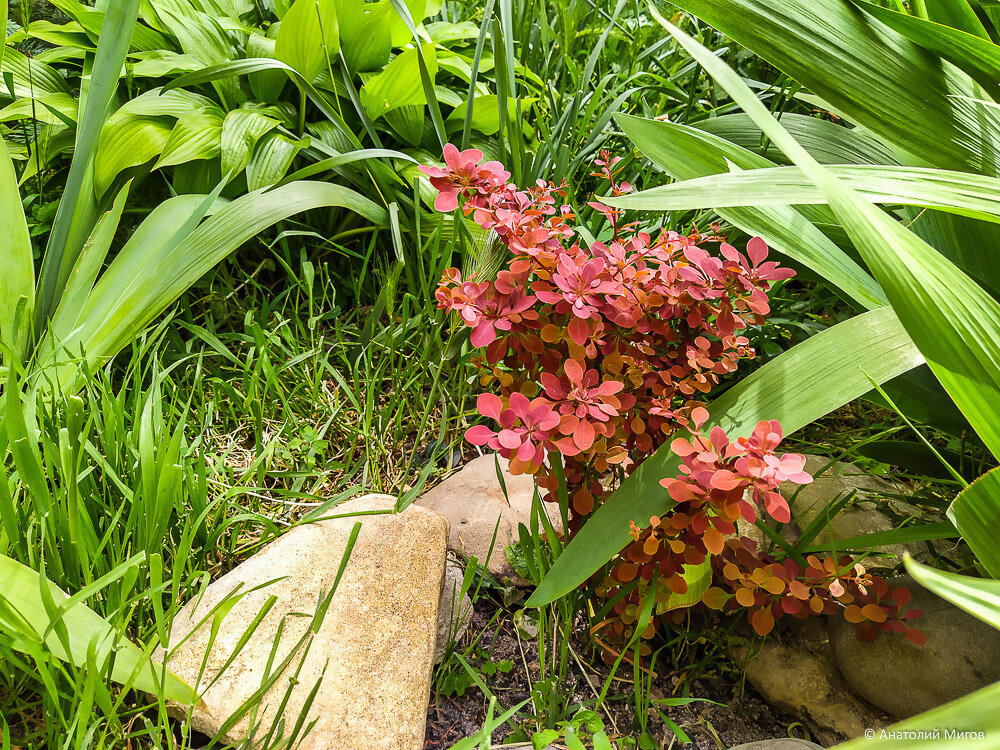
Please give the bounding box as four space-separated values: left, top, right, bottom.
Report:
421 144 922 647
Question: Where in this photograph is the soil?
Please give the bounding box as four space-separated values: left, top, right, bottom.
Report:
425 595 811 749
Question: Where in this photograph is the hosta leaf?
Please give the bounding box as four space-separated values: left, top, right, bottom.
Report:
360 44 438 121
246 131 307 190
383 104 426 147
220 110 279 178
1 48 72 97
246 33 286 102
154 107 224 171
275 0 340 83
0 93 78 126
446 95 533 137
94 116 173 196
129 50 206 78
337 0 392 72
527 307 923 606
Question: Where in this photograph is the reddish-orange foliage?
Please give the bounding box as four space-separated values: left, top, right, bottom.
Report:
422 145 922 648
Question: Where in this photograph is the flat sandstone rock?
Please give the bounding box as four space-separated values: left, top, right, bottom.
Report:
157 494 448 750
416 453 561 581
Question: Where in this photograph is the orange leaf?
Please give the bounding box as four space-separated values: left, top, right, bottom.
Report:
751 608 775 636
735 587 756 607
762 576 785 595
844 604 864 623
861 604 888 623
702 586 731 610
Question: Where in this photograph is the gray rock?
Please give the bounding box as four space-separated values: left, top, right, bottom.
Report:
830 575 1000 718
736 618 889 746
435 560 473 664
415 453 561 582
780 455 930 567
729 741 824 750
156 494 448 750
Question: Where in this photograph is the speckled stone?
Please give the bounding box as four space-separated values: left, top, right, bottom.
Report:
156 494 448 750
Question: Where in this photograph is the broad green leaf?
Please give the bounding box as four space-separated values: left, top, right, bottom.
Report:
95 89 223 193
163 59 360 148
0 139 33 357
0 93 79 126
527 307 923 606
658 10 1000 491
656 557 712 613
129 50 205 78
36 0 140 327
337 0 392 72
246 131 307 190
95 116 173 196
670 0 1000 174
948 467 1000 578
360 44 438 121
446 95 533 136
275 0 340 83
45 0 171 51
245 33 287 102
849 1 1000 99
607 164 1000 225
905 557 1000 630
154 107 224 171
0 554 198 703
383 104 427 146
695 113 901 167
1 49 73 97
386 0 427 47
39 181 386 391
615 114 887 310
220 109 279 177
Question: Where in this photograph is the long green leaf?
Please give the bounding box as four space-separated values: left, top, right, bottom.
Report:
659 9 1000 463
906 557 1000 630
948 467 1000 578
0 554 198 703
848 0 1000 99
35 0 140 329
670 0 1000 174
608 164 1000 224
695 112 901 166
833 680 1000 748
527 306 923 606
0 139 33 357
39 181 386 391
